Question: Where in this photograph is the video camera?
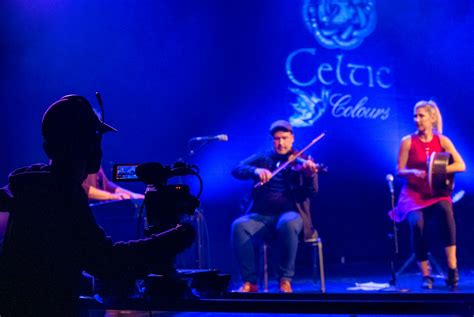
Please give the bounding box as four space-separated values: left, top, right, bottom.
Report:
113 161 201 235
102 162 230 300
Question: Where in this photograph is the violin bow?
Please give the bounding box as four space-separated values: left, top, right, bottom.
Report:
254 132 326 188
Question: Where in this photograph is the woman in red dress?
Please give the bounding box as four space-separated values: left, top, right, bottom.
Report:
394 100 465 289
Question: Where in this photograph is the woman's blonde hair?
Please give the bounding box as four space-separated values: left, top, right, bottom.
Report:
414 100 443 134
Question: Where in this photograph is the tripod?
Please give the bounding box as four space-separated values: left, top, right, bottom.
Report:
396 253 445 278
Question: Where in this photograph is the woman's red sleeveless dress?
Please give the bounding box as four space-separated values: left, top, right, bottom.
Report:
390 134 451 222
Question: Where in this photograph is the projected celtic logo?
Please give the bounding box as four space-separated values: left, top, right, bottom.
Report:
285 0 390 127
303 0 377 50
289 87 329 127
286 49 392 127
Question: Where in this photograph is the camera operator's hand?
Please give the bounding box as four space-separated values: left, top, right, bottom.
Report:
109 222 196 274
148 223 196 256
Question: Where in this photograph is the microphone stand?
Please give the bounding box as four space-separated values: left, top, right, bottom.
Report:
174 138 214 269
383 177 408 292
174 136 227 269
187 139 212 157
388 186 399 286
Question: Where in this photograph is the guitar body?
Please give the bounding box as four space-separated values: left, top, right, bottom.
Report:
428 152 454 197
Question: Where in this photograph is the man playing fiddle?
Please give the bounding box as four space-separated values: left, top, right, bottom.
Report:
231 120 319 293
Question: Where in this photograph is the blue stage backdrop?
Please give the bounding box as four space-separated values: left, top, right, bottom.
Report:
1 0 473 275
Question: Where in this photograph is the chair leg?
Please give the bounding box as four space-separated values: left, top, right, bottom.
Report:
263 243 269 292
317 238 326 293
310 238 326 293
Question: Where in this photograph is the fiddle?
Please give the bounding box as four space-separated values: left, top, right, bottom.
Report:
254 132 326 188
289 156 328 174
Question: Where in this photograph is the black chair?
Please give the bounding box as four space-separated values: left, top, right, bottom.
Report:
261 232 326 293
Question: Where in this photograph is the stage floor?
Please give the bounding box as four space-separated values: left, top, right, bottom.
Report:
100 312 463 317
248 262 474 294
86 263 474 317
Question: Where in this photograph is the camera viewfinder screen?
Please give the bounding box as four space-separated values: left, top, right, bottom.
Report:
113 164 139 182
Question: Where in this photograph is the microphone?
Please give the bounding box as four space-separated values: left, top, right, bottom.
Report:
95 91 103 106
386 173 394 194
190 134 229 142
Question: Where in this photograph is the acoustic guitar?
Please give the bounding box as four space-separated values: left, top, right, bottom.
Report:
428 152 454 197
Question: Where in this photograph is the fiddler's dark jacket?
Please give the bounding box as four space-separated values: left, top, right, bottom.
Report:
232 149 318 241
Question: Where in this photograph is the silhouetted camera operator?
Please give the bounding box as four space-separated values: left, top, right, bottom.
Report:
0 95 195 317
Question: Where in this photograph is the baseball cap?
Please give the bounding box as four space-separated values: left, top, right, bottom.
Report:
269 120 293 135
42 94 117 146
